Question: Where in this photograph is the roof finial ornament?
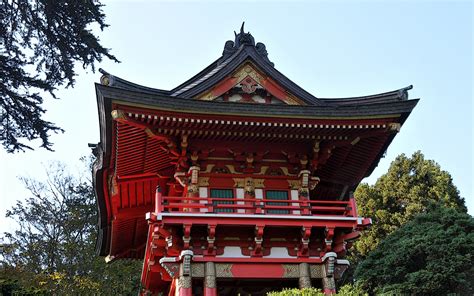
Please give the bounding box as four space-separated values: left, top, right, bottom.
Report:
220 22 274 66
234 21 255 47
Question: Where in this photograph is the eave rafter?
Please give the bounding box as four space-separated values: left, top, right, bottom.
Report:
112 109 179 157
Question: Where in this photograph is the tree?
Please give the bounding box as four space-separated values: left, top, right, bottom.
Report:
267 285 367 296
0 160 141 295
353 151 466 258
1 1 118 152
337 151 466 286
354 206 474 295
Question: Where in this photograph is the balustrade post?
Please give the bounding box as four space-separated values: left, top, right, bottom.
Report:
349 192 358 217
155 186 163 214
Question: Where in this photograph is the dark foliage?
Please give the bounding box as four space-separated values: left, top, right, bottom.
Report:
0 160 141 295
0 0 118 152
355 206 474 295
338 151 466 286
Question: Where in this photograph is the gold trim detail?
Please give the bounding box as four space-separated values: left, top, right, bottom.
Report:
288 180 301 190
201 164 215 174
198 177 209 187
111 109 125 120
233 177 265 189
225 164 238 174
191 263 205 277
310 264 324 278
215 264 233 278
282 264 300 278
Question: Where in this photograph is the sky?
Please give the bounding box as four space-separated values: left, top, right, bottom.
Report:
0 1 472 234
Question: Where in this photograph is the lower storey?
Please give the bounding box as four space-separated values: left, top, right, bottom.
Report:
143 252 344 295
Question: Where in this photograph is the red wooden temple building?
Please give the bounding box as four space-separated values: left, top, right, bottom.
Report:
92 25 417 295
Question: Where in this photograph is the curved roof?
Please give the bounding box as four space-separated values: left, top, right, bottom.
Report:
98 25 414 106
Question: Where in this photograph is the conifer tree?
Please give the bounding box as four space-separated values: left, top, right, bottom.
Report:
1 0 118 152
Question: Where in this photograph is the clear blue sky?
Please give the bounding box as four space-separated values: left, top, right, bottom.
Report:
0 1 472 233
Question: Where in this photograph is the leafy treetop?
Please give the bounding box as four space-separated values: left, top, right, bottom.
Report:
1 0 118 152
353 151 466 257
355 206 474 295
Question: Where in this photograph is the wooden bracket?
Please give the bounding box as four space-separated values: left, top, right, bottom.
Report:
298 226 312 257
205 224 217 255
182 224 192 249
325 227 335 251
251 225 265 256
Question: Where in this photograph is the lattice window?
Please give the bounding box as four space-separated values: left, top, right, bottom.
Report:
210 189 234 213
265 190 289 214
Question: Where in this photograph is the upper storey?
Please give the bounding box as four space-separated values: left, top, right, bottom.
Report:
93 24 418 258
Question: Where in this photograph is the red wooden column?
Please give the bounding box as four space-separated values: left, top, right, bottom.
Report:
204 262 217 296
177 251 193 296
298 262 311 289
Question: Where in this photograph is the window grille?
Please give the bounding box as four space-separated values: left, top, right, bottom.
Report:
210 189 234 213
265 190 289 214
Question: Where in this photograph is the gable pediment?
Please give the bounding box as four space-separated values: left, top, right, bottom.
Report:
196 62 306 105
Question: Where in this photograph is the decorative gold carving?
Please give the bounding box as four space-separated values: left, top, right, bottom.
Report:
233 178 264 189
187 184 199 194
161 262 180 278
233 178 245 188
198 62 305 105
309 176 320 191
191 263 205 277
253 178 265 188
181 134 188 149
388 122 401 132
257 166 269 175
285 94 303 106
201 164 215 174
225 164 238 174
280 166 297 176
310 264 324 278
205 276 216 288
282 264 300 278
198 177 209 187
205 262 216 288
100 74 110 86
178 276 192 289
245 177 255 196
215 263 233 278
288 180 301 190
234 64 265 86
110 110 125 120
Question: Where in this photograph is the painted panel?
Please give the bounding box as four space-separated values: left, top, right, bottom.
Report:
291 189 300 215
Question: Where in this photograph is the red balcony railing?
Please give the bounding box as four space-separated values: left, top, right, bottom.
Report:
154 188 358 217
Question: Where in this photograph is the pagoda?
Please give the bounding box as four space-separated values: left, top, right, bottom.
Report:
92 24 417 295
